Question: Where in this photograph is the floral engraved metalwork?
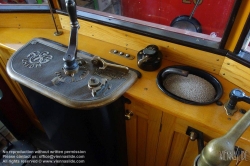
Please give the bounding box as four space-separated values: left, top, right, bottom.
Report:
94 68 126 79
22 51 53 68
52 67 89 85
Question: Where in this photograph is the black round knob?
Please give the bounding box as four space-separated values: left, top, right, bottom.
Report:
230 89 245 98
143 47 156 56
227 89 245 110
137 45 162 71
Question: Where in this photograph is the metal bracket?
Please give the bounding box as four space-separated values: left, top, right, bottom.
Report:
186 126 205 154
224 100 238 116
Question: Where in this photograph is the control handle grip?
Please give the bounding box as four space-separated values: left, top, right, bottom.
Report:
65 0 79 27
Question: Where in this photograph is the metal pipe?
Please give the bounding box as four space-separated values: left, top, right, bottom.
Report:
47 0 63 36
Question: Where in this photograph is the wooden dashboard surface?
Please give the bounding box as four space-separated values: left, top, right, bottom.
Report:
1 12 250 152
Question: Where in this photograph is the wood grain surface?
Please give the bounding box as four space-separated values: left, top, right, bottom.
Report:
1 12 250 165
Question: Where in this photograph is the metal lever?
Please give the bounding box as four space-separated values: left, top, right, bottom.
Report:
224 89 250 115
138 55 150 66
65 0 79 28
63 0 80 76
91 56 129 73
197 110 250 166
125 110 133 120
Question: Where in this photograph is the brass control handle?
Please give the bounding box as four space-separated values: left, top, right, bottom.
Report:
125 110 133 120
103 62 129 73
92 56 129 73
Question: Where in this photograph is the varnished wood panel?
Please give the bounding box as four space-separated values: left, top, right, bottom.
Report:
180 140 199 166
0 13 61 29
0 45 43 130
125 111 137 166
166 132 189 166
2 27 250 156
124 94 162 122
58 14 224 74
229 160 239 166
228 158 250 166
0 28 69 46
238 160 250 165
1 12 250 165
125 97 161 166
2 27 250 147
137 117 147 166
174 118 222 142
175 116 250 155
125 115 161 166
145 120 161 166
220 57 250 93
155 112 176 166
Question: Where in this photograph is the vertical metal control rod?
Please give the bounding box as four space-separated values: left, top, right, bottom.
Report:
47 0 63 36
63 0 80 76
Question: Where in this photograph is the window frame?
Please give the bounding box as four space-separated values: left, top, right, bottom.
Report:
226 13 250 67
56 0 241 55
0 0 244 57
234 14 250 54
0 4 50 12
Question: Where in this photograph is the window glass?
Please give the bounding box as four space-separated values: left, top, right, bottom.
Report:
238 30 250 62
75 0 237 48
